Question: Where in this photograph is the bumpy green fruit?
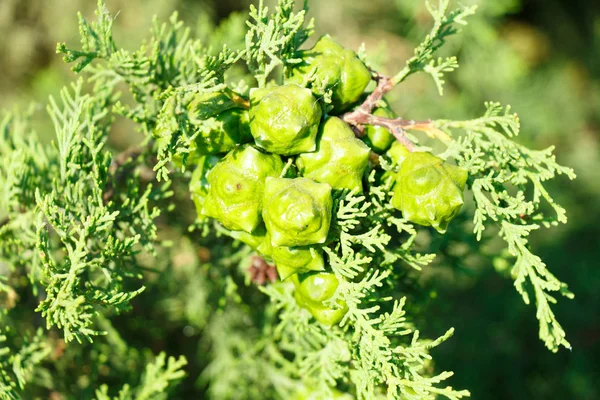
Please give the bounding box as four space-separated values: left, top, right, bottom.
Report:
227 228 324 284
202 145 284 233
187 91 252 156
249 84 322 155
155 91 252 167
391 152 468 233
189 108 252 155
263 177 332 247
272 245 325 280
189 155 220 217
289 35 371 112
293 272 348 326
296 117 370 192
363 103 396 153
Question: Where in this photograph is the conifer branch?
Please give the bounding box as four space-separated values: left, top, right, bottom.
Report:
343 71 452 149
0 0 577 398
343 72 415 149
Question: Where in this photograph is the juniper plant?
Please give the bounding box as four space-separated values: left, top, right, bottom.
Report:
0 0 575 399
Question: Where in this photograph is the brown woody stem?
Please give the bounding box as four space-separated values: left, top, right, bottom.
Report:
357 73 394 115
343 73 416 151
343 72 449 151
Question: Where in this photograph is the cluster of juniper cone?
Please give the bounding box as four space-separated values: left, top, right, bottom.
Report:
160 35 468 326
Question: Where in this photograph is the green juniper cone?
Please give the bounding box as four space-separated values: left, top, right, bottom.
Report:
187 91 252 156
363 102 397 153
202 145 284 232
189 155 220 217
229 221 325 280
249 84 322 155
156 91 252 167
392 151 468 233
293 272 348 326
272 245 325 280
262 177 332 247
288 34 372 112
189 108 252 155
296 117 371 192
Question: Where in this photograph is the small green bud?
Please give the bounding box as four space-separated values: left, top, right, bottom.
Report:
293 272 348 326
263 177 332 247
272 245 325 280
295 272 338 303
297 117 370 192
391 152 468 233
189 155 220 217
202 145 284 233
386 141 410 168
289 35 371 112
363 104 396 153
493 256 511 274
249 84 322 155
308 306 349 328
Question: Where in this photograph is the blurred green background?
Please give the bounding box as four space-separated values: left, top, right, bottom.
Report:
1 0 599 398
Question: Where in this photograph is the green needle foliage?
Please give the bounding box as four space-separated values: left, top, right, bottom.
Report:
436 102 576 351
392 0 476 93
94 353 188 400
0 0 576 399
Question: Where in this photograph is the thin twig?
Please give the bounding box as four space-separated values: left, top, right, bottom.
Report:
345 110 430 152
343 73 417 150
343 73 451 150
357 72 394 115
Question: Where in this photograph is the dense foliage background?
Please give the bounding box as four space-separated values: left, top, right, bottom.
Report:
1 0 598 398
